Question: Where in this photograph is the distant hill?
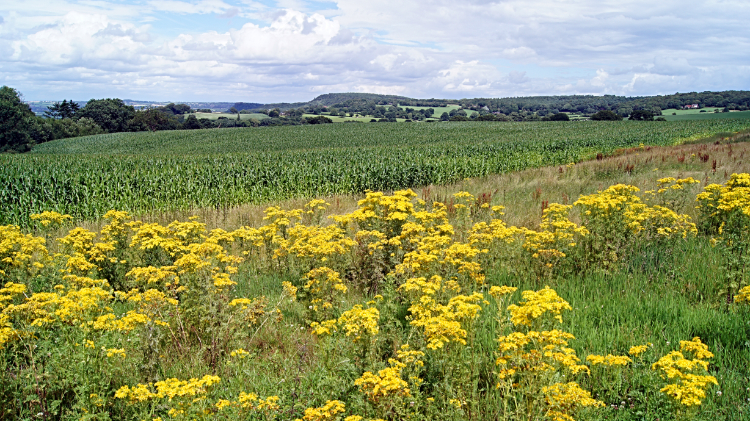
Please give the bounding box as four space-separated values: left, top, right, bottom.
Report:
28 91 750 116
231 102 265 111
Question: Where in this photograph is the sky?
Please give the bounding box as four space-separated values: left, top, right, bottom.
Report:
1 0 749 102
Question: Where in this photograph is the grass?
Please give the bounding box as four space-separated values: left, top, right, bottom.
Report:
300 113 394 123
662 110 750 121
106 130 749 236
5 133 750 420
396 104 478 118
32 120 750 157
2 120 745 229
187 112 269 121
662 108 724 116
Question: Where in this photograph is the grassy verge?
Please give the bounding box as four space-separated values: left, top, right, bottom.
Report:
3 133 750 420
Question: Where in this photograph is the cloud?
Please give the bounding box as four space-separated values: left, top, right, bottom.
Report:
432 60 501 94
218 8 240 19
147 0 235 15
508 71 528 84
649 57 696 76
0 0 748 101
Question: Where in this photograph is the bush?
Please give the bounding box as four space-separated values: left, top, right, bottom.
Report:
629 110 654 121
590 110 623 121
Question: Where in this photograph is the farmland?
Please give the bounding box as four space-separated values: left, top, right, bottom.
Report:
395 104 478 118
1 120 748 228
2 132 750 420
662 110 750 121
187 112 270 121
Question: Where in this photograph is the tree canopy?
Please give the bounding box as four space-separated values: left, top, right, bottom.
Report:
0 86 35 152
44 100 80 119
76 98 135 132
629 110 654 121
549 113 570 121
590 110 623 121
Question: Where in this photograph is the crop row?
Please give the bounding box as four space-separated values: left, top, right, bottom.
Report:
3 120 749 227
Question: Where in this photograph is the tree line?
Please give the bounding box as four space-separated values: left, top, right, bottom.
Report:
4 85 748 153
237 91 750 119
0 86 337 153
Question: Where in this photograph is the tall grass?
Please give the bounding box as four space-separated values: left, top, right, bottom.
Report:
2 136 750 420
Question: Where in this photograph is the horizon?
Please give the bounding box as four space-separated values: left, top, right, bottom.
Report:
22 90 747 105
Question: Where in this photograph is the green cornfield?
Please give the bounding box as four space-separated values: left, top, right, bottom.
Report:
2 120 749 227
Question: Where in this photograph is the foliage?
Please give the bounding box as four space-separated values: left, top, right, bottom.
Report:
696 173 750 302
3 120 748 227
129 109 182 132
0 86 35 153
549 113 570 121
629 110 655 121
590 110 623 121
44 100 80 120
2 171 746 420
76 98 136 133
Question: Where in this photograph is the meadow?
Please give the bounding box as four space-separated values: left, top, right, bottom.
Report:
395 104 478 118
2 130 750 421
3 120 749 229
300 114 387 123
662 110 750 122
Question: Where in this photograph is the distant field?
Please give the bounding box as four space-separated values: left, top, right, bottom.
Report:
396 104 479 118
301 113 382 123
565 113 588 121
4 120 748 226
662 107 723 115
662 110 750 121
188 112 269 121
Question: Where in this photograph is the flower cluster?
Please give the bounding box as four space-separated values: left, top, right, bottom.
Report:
296 400 346 421
507 286 572 327
115 375 221 403
586 354 632 367
651 337 717 407
542 382 604 421
30 211 72 227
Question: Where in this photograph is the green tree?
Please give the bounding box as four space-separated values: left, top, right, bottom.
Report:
183 114 202 130
0 86 35 152
44 99 80 119
549 112 570 121
76 98 135 132
628 110 654 121
590 110 623 121
304 115 333 124
129 109 181 132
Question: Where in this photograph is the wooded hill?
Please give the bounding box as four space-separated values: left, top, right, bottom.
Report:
237 91 750 116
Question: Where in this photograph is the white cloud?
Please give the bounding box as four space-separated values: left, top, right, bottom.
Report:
0 0 748 100
147 0 235 15
433 60 500 93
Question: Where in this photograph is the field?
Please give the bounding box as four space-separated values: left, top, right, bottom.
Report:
396 104 478 119
301 114 394 123
662 110 750 121
2 127 750 420
187 112 269 121
0 120 746 228
662 108 723 116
